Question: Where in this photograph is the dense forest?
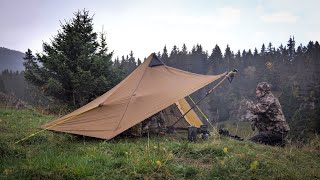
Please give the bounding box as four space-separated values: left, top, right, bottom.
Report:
1 38 319 140
0 10 319 141
112 38 320 140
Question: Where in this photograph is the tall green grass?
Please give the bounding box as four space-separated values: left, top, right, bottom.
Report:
1 108 320 179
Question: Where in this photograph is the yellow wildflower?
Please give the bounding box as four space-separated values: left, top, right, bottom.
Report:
223 147 228 153
220 160 225 165
250 160 259 171
156 160 161 167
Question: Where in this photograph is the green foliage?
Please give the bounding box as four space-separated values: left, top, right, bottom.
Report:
1 108 320 179
0 70 34 102
0 76 6 93
158 37 320 140
161 45 169 61
23 10 122 107
119 51 138 77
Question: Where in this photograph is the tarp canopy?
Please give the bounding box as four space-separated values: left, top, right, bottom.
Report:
40 53 225 139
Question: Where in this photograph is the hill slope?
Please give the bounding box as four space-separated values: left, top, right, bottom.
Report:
0 47 24 72
0 108 319 179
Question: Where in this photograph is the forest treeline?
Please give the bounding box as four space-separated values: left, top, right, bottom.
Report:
113 37 320 140
117 37 320 133
0 10 319 140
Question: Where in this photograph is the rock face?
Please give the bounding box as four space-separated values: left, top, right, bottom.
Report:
0 92 29 109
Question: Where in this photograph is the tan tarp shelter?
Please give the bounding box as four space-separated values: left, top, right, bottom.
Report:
41 53 225 139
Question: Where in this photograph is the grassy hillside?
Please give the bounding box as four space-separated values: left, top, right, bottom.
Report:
1 108 319 179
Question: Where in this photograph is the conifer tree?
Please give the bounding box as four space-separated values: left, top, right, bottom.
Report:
260 43 266 56
128 50 137 73
181 43 188 55
287 36 296 61
209 44 223 71
213 45 223 60
23 10 121 107
170 45 179 58
161 45 169 63
224 44 232 69
267 42 274 54
23 49 44 87
114 57 121 68
137 58 142 66
235 50 241 60
195 44 203 54
253 48 259 58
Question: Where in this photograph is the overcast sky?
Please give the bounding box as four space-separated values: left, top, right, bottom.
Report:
1 0 319 60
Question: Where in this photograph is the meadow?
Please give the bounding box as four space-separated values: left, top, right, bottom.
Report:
1 108 319 179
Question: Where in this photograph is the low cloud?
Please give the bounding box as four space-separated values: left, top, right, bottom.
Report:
260 11 299 23
305 31 320 41
152 7 241 27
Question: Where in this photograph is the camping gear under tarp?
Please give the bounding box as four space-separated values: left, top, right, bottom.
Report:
159 98 203 130
40 53 225 140
176 98 203 128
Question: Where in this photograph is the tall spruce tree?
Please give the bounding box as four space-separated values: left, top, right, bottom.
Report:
253 48 259 58
224 44 232 70
287 36 296 61
23 10 121 107
260 43 266 55
267 42 274 54
161 45 169 63
181 43 188 55
209 44 223 72
23 49 44 87
137 58 142 66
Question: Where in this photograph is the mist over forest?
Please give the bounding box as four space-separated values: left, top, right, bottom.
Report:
1 38 319 141
0 10 319 142
0 47 24 71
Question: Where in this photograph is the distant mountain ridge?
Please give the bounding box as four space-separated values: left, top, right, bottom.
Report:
0 47 25 72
